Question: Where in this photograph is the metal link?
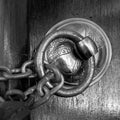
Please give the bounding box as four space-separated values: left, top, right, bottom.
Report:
0 60 35 102
0 59 65 111
23 64 64 110
49 73 64 95
21 60 37 78
31 87 50 109
0 60 34 81
5 89 25 100
0 66 11 81
24 86 36 99
24 64 65 99
21 60 33 73
32 69 64 109
3 69 32 79
37 72 54 96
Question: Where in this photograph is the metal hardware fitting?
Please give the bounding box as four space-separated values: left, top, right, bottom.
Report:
0 18 112 120
35 30 96 97
0 61 64 109
46 18 112 86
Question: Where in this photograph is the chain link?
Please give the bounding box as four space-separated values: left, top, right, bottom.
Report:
0 60 34 81
0 60 34 102
0 66 11 81
21 60 37 78
31 65 64 109
23 64 64 109
0 60 65 110
3 69 32 80
5 89 25 101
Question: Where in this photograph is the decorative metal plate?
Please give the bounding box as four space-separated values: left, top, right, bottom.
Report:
46 18 112 86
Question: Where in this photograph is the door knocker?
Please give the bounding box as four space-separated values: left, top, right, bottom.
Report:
0 18 112 120
35 18 112 97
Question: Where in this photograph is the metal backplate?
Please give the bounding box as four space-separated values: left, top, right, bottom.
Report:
46 18 112 86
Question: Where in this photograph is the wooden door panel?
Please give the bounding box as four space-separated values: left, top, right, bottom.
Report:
29 0 120 120
0 0 28 97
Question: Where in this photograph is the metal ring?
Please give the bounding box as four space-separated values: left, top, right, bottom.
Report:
24 85 36 99
50 72 64 95
5 89 25 100
32 86 50 109
0 66 11 81
47 18 112 87
35 30 95 97
56 57 94 97
45 64 63 83
21 60 37 78
3 69 32 79
37 72 54 96
21 60 33 73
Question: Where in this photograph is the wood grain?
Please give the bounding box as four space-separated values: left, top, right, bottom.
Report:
29 0 120 120
0 0 28 95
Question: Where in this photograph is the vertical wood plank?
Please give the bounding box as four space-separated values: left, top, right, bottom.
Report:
4 0 28 89
0 0 28 95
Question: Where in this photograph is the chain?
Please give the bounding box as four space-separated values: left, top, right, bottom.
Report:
0 60 64 110
0 60 34 81
23 64 64 109
0 60 34 102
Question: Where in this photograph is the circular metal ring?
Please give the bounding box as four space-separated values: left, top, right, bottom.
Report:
47 18 112 86
35 30 95 97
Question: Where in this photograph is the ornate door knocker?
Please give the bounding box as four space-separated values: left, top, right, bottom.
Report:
0 18 112 120
35 18 112 97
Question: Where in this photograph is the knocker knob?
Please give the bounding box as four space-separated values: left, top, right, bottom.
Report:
45 38 81 75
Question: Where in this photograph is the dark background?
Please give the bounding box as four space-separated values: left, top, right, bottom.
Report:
0 0 120 120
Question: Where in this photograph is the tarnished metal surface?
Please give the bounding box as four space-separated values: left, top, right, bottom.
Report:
47 18 112 86
45 38 82 75
35 30 95 97
29 0 120 120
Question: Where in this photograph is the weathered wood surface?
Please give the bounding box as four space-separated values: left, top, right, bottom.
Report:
0 0 28 96
29 0 120 120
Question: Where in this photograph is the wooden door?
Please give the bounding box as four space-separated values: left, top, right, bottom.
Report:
28 0 120 120
0 0 28 101
0 0 120 120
